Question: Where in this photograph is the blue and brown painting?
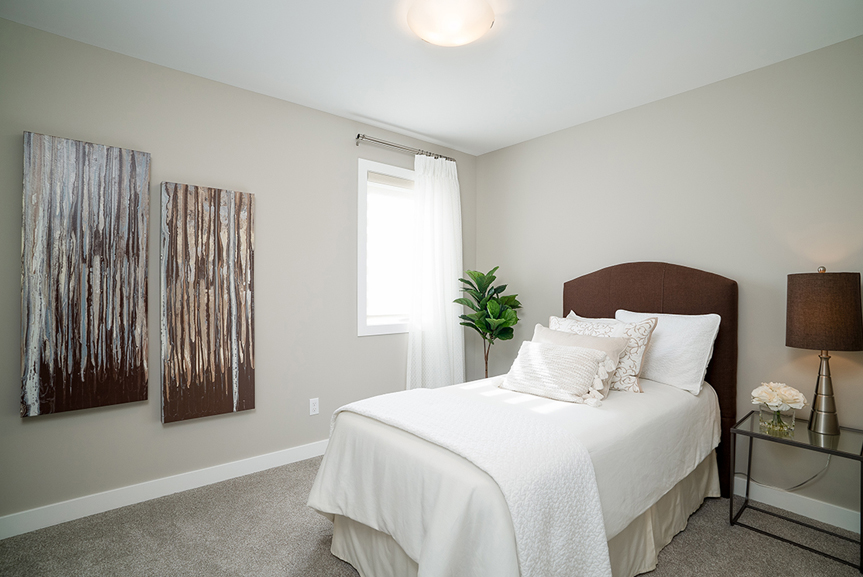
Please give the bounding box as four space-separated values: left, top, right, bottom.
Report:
160 182 255 423
21 132 151 417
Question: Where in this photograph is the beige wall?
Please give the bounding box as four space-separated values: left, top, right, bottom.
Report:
0 18 477 517
474 36 863 509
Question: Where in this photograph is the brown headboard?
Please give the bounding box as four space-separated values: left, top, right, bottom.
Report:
563 262 738 497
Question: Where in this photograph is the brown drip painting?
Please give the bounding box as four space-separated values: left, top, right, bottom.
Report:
160 182 255 423
20 132 151 417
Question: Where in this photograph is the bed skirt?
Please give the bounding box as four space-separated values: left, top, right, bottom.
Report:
329 451 719 577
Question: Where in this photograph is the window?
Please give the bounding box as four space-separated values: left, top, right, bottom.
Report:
358 159 415 336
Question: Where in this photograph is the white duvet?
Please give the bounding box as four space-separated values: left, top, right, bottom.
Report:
308 377 720 576
330 386 611 577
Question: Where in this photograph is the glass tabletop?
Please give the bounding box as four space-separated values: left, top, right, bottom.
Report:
732 410 863 460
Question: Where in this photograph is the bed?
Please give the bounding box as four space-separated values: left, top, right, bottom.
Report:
309 262 738 577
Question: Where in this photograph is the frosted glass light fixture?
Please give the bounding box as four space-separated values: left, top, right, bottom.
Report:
407 0 495 47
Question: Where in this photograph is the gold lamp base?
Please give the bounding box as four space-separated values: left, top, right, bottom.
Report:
808 351 840 436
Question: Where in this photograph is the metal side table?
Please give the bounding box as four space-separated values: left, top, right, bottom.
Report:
730 410 863 572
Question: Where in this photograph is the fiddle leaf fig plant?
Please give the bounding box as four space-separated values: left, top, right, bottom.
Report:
454 267 522 378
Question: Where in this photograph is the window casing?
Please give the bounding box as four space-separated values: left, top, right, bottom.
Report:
357 159 415 336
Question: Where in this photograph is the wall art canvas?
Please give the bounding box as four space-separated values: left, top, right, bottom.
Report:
161 182 255 423
21 132 150 417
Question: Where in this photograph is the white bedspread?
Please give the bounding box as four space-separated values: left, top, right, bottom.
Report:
326 386 612 577
308 377 719 576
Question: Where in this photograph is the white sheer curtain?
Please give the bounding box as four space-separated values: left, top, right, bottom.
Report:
406 155 465 389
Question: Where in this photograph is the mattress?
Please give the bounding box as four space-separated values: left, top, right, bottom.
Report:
308 377 721 575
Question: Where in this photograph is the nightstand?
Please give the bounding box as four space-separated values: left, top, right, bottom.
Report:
730 410 863 571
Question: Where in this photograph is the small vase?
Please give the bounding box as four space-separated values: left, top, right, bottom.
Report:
759 406 795 436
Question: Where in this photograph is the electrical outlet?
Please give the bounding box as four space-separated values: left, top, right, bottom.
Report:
310 398 319 416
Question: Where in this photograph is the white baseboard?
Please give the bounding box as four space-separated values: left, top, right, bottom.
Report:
734 476 860 534
0 439 328 541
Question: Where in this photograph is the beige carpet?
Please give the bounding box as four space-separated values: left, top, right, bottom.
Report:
0 456 858 576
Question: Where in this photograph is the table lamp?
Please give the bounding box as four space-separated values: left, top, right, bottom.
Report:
786 267 863 436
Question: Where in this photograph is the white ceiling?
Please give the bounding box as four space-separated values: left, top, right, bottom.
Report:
2 0 862 155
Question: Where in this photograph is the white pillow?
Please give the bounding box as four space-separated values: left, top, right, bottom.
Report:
615 310 721 395
550 313 657 393
500 341 615 406
531 324 628 399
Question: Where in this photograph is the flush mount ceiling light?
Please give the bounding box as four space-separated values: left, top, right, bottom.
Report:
407 0 495 47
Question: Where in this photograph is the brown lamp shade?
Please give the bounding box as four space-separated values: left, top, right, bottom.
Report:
786 272 863 351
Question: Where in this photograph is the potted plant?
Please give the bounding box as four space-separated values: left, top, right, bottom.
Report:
454 267 522 378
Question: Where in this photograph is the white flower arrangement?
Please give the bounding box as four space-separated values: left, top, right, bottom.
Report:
751 382 807 412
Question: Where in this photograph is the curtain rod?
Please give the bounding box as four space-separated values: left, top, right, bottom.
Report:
355 134 456 163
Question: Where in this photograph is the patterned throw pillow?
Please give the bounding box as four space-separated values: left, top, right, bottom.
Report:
549 313 657 393
500 341 615 406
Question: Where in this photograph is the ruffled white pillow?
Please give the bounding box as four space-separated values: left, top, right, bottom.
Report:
550 313 657 393
500 341 615 407
530 324 628 399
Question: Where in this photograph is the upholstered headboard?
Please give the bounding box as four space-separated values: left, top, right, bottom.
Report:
563 262 738 498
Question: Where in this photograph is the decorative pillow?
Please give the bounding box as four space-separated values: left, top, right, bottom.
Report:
615 310 721 395
500 341 615 406
550 313 657 393
531 324 628 399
